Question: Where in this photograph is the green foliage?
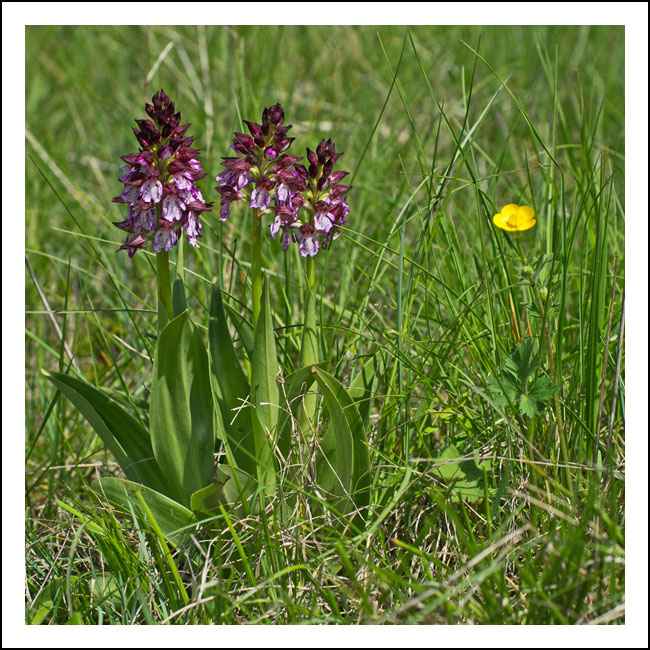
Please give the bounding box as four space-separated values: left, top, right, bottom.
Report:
348 354 383 431
208 281 255 475
275 362 324 460
28 577 72 625
41 370 170 495
150 311 215 506
222 300 255 361
250 281 279 494
431 445 491 502
25 25 625 626
190 465 258 520
94 477 197 544
487 338 557 417
171 277 188 318
314 367 371 520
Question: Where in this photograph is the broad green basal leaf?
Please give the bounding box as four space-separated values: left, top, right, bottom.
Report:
276 362 327 460
172 277 188 318
150 311 214 506
250 281 278 493
42 369 170 496
314 367 371 520
95 477 196 544
208 281 256 475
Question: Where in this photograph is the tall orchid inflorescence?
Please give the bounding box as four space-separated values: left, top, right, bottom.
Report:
44 96 372 538
112 89 212 257
215 104 351 257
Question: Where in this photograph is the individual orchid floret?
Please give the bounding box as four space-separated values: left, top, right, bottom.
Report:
117 233 147 258
112 89 212 254
313 202 335 235
152 222 179 253
218 185 244 222
216 158 252 190
296 223 319 258
250 177 273 210
141 179 163 204
162 193 186 222
184 211 202 248
270 204 299 251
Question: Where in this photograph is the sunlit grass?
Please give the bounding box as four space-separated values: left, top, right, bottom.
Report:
25 25 624 625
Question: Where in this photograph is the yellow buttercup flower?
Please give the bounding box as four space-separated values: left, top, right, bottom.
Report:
492 204 536 233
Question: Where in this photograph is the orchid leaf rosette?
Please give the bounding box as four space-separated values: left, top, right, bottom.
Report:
112 89 212 257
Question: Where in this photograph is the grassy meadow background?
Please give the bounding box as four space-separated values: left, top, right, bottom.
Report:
25 25 625 625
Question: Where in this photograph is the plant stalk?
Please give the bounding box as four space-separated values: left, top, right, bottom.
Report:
516 239 572 490
156 250 173 330
530 280 572 491
302 255 318 365
251 210 263 329
298 256 319 438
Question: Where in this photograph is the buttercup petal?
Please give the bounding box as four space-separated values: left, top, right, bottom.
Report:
517 218 536 231
500 204 520 217
518 205 535 222
493 214 517 232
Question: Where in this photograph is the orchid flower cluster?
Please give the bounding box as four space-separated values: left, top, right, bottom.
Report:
215 104 351 257
112 89 212 257
45 91 371 541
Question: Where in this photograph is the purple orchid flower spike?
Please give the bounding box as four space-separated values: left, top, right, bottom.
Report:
216 104 351 258
112 89 212 255
289 138 352 257
215 102 302 223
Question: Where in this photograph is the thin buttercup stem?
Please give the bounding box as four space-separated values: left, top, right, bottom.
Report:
529 280 572 491
515 239 572 490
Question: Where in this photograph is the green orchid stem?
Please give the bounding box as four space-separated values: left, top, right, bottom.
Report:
303 256 317 360
301 199 318 367
251 210 263 330
300 255 319 436
156 250 173 330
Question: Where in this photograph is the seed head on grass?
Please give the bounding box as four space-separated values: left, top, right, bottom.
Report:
112 89 212 256
492 203 536 233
